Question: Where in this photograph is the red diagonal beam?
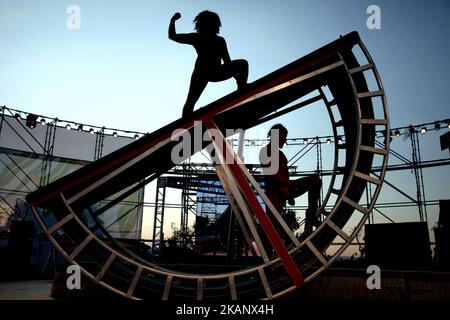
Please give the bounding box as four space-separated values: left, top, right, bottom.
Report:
204 119 304 287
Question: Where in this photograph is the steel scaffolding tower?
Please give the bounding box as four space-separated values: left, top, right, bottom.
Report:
151 176 166 255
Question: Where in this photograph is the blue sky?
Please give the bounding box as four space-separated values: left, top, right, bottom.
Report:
2 0 449 132
1 0 449 248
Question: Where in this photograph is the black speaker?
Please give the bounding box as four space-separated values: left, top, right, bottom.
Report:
365 222 432 270
7 220 34 279
434 200 450 269
438 199 450 228
434 227 450 269
440 131 450 152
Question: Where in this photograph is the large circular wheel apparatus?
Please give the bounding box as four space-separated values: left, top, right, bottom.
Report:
26 32 389 300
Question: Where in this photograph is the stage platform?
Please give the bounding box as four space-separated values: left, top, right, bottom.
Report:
0 280 53 300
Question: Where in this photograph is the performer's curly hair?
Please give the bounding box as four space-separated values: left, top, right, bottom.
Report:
194 10 221 34
268 124 288 138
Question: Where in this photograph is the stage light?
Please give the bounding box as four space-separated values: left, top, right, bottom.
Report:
420 127 427 134
26 114 38 129
435 123 441 130
337 137 343 144
15 113 22 121
134 134 139 140
89 128 95 134
77 124 83 132
395 130 400 138
303 138 308 145
113 132 118 138
447 123 450 129
66 124 71 130
326 138 332 144
40 119 46 126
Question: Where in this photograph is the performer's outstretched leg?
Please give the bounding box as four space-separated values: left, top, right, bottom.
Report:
182 72 208 118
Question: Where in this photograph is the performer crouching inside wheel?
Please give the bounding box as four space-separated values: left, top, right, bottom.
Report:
260 124 322 238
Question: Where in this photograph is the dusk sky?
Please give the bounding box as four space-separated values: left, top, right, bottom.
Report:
1 1 449 251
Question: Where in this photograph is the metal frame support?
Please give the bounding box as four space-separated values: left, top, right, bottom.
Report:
152 176 166 255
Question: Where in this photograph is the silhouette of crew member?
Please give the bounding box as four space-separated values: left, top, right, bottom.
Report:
169 11 249 117
260 124 322 236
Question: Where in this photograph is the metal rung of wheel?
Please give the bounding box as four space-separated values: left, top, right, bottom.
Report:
27 32 389 300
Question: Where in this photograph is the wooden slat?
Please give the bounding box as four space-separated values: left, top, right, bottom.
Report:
325 219 350 242
229 275 237 300
349 63 374 74
358 90 384 98
162 275 173 300
196 278 203 301
47 214 73 234
96 252 117 280
127 265 143 297
360 118 388 125
305 240 327 266
69 234 94 259
342 196 369 215
258 268 273 299
360 144 388 155
354 171 381 185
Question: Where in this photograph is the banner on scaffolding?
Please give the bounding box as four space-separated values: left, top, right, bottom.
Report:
0 150 143 239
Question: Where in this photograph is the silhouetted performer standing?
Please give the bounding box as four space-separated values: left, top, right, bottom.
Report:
169 11 249 117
